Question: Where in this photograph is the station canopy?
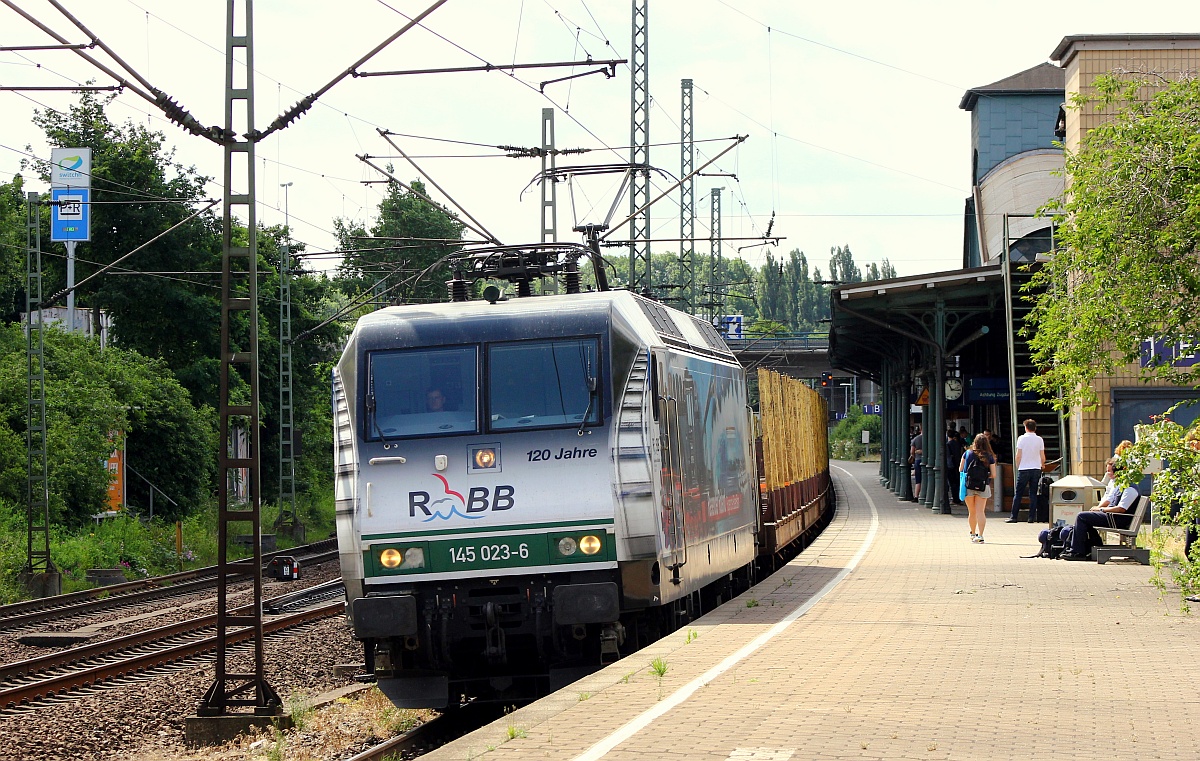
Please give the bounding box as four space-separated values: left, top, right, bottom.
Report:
828 265 1005 383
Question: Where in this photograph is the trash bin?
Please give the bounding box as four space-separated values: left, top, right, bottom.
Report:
1048 475 1105 528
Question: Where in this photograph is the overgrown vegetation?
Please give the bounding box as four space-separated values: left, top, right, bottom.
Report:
0 495 335 602
829 405 882 460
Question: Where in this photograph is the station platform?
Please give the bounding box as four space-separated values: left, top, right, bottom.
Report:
425 460 1198 760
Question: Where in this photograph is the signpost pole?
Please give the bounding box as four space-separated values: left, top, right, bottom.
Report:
65 241 75 332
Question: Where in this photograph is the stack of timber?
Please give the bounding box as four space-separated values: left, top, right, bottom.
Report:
755 368 832 555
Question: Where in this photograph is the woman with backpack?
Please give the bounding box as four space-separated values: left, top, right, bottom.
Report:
960 433 997 543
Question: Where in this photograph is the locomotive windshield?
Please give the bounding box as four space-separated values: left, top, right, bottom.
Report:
487 338 600 431
367 346 478 439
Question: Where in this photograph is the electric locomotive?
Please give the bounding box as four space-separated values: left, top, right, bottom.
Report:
334 250 760 708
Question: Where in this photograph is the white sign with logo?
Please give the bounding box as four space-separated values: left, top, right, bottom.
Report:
50 147 91 188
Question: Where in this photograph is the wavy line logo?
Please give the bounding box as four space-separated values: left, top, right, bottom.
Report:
57 155 84 172
409 474 516 521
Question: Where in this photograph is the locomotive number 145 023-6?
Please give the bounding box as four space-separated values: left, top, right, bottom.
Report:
448 542 530 564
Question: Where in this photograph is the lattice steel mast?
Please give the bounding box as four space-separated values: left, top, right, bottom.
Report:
628 0 650 294
709 187 722 321
198 0 279 716
680 78 694 312
540 108 557 245
23 192 55 595
276 222 300 540
540 108 558 293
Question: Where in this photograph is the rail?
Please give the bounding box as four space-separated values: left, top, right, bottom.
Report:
0 538 338 630
0 601 344 710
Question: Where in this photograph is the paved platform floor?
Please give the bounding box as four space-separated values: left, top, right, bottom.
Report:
425 460 1198 760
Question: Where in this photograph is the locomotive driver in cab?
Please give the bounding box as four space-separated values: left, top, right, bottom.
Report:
426 387 447 412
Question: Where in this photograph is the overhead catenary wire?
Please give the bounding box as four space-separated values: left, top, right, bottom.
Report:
376 130 503 245
41 198 219 306
599 135 747 242
356 154 498 245
7 3 707 265
2 1 992 280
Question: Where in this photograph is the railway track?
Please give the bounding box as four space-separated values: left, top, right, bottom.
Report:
0 539 338 632
0 588 345 712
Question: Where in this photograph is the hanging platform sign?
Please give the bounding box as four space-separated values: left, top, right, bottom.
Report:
966 376 1036 403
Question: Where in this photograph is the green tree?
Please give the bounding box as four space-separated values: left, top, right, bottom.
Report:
335 177 465 306
827 245 863 285
0 175 27 321
862 259 897 281
757 251 789 327
29 92 223 408
0 324 213 526
747 318 788 337
1027 74 1200 407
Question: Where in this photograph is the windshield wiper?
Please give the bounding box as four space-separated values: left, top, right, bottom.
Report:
365 391 396 444
577 375 597 437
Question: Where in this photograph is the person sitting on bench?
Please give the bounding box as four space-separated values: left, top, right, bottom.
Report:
1060 458 1140 561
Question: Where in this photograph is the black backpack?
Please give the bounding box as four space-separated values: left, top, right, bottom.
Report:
964 453 990 492
1026 525 1068 559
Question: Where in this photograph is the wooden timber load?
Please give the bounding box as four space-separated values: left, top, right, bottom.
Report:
756 368 833 559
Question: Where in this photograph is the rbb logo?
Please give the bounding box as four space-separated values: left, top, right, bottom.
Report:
409 485 516 518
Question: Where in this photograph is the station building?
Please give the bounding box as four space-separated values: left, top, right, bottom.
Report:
829 33 1200 510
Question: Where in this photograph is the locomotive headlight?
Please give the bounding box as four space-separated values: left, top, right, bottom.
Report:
379 548 404 568
374 546 426 572
557 537 578 556
473 448 497 469
579 535 602 555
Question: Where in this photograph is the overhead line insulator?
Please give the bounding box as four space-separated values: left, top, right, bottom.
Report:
152 89 226 143
252 94 319 142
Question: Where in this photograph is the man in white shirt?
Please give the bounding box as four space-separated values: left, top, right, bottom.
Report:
1007 419 1045 523
1060 459 1140 560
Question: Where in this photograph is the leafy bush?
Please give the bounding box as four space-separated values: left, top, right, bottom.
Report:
829 404 882 460
0 324 215 528
0 499 29 603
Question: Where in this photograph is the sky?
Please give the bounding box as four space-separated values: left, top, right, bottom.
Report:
4 1 1200 282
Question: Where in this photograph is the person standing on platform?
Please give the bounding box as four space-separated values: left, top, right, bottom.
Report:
1008 419 1045 523
961 433 996 543
945 425 965 506
910 425 923 501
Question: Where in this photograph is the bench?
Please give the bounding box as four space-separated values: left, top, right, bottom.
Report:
1092 495 1151 565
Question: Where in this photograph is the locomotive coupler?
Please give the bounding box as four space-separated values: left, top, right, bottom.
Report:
483 601 508 665
599 622 626 664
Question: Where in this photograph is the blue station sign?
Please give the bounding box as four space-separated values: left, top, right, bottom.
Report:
51 187 90 242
